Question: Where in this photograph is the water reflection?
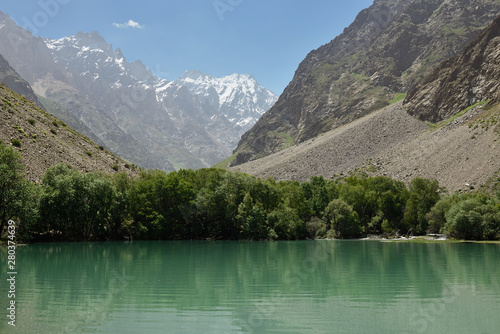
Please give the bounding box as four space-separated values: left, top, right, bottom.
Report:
0 241 499 333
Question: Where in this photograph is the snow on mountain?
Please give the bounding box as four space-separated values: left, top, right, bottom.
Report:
0 15 276 170
175 70 278 131
43 32 276 134
44 31 158 87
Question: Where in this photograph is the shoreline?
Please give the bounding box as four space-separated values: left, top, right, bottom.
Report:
2 235 500 245
360 235 500 244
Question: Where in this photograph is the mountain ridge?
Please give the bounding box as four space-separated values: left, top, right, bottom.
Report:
231 0 500 167
0 53 43 108
0 13 276 171
175 69 277 130
231 9 500 193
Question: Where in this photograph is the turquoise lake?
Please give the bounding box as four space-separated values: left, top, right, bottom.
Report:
1 240 499 333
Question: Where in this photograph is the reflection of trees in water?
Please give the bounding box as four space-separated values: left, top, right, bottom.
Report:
2 241 499 333
3 242 136 333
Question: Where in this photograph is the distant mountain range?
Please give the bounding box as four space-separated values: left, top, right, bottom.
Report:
175 70 277 131
2 1 500 194
0 53 134 181
0 12 277 170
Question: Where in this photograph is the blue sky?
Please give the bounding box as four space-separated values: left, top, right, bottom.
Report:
1 0 373 94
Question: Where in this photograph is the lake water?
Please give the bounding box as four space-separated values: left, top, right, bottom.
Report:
1 240 499 333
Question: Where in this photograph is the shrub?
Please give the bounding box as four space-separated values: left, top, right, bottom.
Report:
10 139 21 147
323 199 362 239
28 119 36 126
306 217 327 238
444 197 500 240
14 126 24 134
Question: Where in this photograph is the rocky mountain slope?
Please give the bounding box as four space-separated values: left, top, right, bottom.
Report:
0 12 276 171
231 12 500 193
231 0 500 166
231 100 500 193
0 81 135 182
404 14 500 122
0 54 42 108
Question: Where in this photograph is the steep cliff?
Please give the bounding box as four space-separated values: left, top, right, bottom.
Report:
231 0 500 166
404 14 500 121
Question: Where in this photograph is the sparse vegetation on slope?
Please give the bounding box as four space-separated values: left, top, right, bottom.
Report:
0 83 136 182
404 14 500 122
232 0 500 166
231 101 500 194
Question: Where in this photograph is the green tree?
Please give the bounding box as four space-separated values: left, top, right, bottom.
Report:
444 196 500 240
237 192 270 240
278 180 309 219
0 142 34 233
403 178 441 235
323 199 361 239
337 175 408 234
128 170 196 239
108 172 134 239
186 170 252 240
339 182 374 230
444 199 483 240
302 176 330 217
426 194 460 234
481 207 500 240
267 205 305 240
39 164 116 241
249 178 281 214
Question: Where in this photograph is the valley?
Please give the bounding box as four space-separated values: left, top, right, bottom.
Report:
231 100 500 193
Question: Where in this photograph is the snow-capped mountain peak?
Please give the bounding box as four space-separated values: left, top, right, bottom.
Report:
44 31 157 86
175 69 277 130
0 20 278 169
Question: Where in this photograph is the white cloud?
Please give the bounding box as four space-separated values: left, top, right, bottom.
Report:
112 20 144 29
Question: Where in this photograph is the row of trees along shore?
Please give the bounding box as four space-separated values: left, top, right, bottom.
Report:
1 141 500 242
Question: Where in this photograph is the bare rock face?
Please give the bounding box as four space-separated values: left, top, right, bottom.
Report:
231 0 500 166
0 12 276 171
0 54 43 108
404 14 500 122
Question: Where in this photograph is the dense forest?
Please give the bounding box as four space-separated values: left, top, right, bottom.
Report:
1 141 500 242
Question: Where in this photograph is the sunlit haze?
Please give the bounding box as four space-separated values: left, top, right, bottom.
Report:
1 0 373 94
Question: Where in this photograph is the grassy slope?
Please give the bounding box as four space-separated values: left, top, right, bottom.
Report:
0 83 137 181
